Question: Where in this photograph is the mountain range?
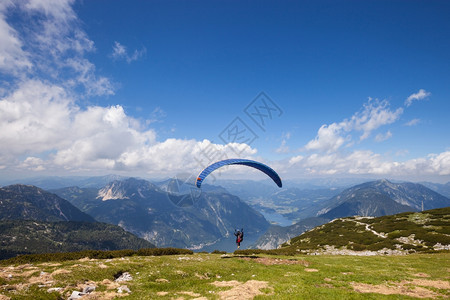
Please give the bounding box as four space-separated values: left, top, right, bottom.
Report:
52 178 269 251
0 184 95 222
0 184 154 259
254 179 450 249
1 176 449 254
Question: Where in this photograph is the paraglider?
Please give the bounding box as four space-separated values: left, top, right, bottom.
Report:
195 158 282 188
234 228 244 249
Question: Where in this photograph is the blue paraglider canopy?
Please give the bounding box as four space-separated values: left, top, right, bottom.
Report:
195 158 282 188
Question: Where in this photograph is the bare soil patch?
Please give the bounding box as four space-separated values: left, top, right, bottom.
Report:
51 268 71 275
97 263 108 269
351 279 447 298
211 280 272 300
409 279 450 290
0 265 38 279
177 291 201 297
39 263 61 267
101 279 120 290
304 268 319 272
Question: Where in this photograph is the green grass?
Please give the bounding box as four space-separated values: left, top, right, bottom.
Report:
1 252 449 299
279 207 450 254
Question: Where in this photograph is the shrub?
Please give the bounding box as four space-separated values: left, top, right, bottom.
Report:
351 243 367 251
0 247 193 265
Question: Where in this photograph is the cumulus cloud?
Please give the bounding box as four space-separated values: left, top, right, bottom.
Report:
405 89 431 107
0 80 73 157
0 79 257 176
284 150 450 177
304 99 402 152
111 41 146 63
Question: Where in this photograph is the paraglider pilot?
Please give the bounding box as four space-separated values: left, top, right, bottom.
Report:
234 228 244 249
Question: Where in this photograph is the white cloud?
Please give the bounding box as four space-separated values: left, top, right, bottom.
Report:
405 89 431 107
0 80 74 157
405 118 420 126
275 132 291 153
0 80 257 176
304 122 348 152
284 150 450 178
276 140 290 153
0 3 32 75
0 0 113 97
65 58 114 96
304 99 402 152
25 0 76 21
111 41 146 63
375 130 392 142
147 107 167 125
289 155 304 165
352 99 403 140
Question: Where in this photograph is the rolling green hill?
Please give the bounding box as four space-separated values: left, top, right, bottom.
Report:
280 207 450 255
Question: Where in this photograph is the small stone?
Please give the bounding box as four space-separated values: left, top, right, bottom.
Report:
82 285 96 294
115 272 133 282
68 291 85 300
117 285 131 293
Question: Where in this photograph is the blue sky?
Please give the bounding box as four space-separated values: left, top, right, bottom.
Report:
0 0 449 183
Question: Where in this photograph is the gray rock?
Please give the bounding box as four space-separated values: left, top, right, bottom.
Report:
115 272 133 282
68 291 85 300
82 285 96 294
117 285 131 293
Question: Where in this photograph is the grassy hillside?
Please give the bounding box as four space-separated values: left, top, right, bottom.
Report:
0 252 448 299
280 207 450 254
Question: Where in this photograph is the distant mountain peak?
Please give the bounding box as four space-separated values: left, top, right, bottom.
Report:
317 180 450 219
0 184 95 222
97 182 129 201
97 177 158 201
